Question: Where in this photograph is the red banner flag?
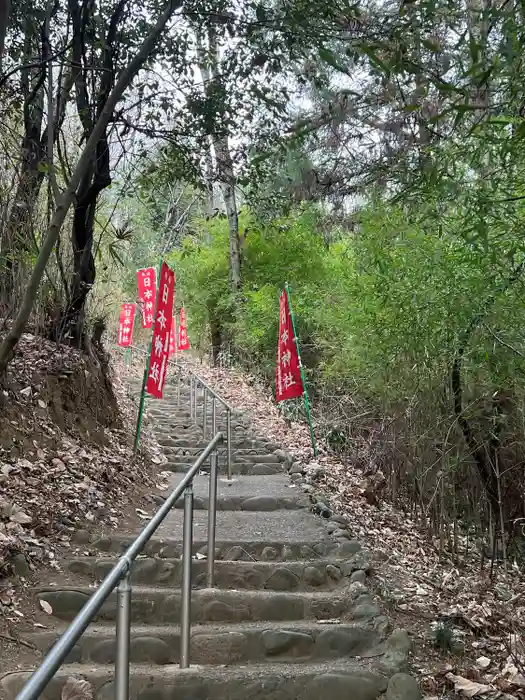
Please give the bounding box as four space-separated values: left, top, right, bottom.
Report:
137 267 156 328
168 316 177 355
178 307 190 350
145 262 175 398
276 290 303 402
117 303 135 347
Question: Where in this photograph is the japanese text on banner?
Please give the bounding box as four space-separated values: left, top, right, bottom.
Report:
118 303 135 347
145 262 175 398
136 267 157 328
275 290 303 402
178 307 190 350
168 316 177 355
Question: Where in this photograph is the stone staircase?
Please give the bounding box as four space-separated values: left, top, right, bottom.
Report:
0 372 417 700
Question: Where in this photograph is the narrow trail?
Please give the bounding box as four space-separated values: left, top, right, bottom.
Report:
0 366 418 700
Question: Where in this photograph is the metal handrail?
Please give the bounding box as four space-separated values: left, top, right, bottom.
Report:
16 432 224 700
183 367 235 414
186 369 234 480
126 345 235 480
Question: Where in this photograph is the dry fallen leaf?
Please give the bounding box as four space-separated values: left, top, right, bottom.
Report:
10 510 33 525
476 656 491 670
61 676 94 700
39 599 53 615
446 673 492 697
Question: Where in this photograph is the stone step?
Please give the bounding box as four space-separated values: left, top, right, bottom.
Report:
150 393 235 405
65 556 358 590
153 424 250 436
152 418 249 432
153 473 306 511
147 406 242 419
147 401 243 414
78 534 364 562
150 412 247 424
155 432 252 444
161 449 281 463
156 437 272 451
1 658 393 700
163 460 283 475
167 493 307 511
35 586 381 624
26 620 387 666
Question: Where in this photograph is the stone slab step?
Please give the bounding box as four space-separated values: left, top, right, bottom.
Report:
147 407 243 419
79 534 365 562
162 472 304 502
163 460 283 475
161 454 276 467
35 586 381 624
162 454 281 468
157 438 273 451
154 508 327 543
154 423 249 435
159 447 276 460
156 408 238 416
166 493 308 511
153 422 247 434
1 659 390 700
148 410 246 423
65 556 358 590
155 472 306 511
26 620 386 666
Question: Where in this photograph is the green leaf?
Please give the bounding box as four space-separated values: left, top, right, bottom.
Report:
255 4 267 23
318 46 343 71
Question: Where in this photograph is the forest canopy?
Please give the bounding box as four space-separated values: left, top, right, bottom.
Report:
2 0 525 555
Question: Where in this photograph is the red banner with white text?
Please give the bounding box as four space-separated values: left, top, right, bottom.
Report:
178 307 190 350
118 303 135 347
168 316 177 355
137 267 156 328
276 290 303 402
145 262 175 398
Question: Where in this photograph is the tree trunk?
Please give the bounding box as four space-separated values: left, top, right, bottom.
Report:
0 6 72 315
0 13 45 312
214 136 241 290
0 0 183 374
195 28 242 292
0 0 10 75
208 301 223 366
58 134 111 345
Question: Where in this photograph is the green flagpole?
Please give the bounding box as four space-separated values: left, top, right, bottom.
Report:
134 259 163 454
285 282 318 457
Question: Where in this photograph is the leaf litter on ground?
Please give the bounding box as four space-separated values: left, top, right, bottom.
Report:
0 334 165 622
181 356 525 699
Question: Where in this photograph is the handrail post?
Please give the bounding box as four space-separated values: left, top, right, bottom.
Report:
211 398 216 470
180 485 194 669
206 451 219 588
13 434 223 700
115 571 131 700
177 368 181 406
226 409 232 481
202 387 208 439
193 379 198 422
189 375 194 418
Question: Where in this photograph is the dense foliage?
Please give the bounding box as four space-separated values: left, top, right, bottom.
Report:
172 198 525 555
4 0 525 555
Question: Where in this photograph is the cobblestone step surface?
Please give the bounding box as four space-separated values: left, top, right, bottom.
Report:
77 532 364 560
0 371 419 700
2 658 404 700
65 555 367 589
35 585 381 624
26 619 388 665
